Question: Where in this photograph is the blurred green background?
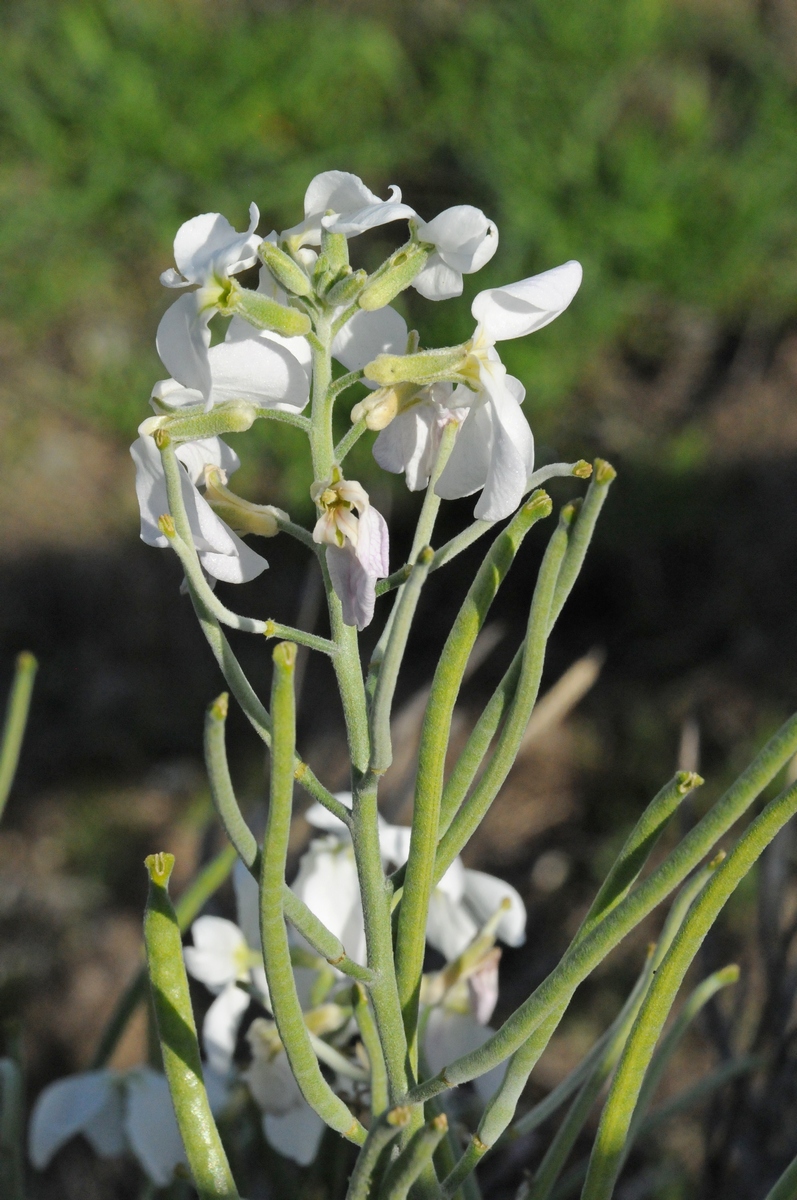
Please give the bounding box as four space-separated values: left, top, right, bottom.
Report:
4 1 797 1196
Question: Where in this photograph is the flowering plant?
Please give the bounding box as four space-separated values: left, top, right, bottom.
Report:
11 171 797 1200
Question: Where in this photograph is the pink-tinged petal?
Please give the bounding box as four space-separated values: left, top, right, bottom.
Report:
202 982 252 1076
467 952 501 1025
334 307 408 377
175 436 240 486
412 255 464 301
124 1068 187 1186
207 337 310 412
355 504 389 579
156 293 212 400
463 869 527 947
416 206 498 274
263 1105 325 1166
472 260 583 343
29 1072 122 1168
435 401 494 502
326 544 378 630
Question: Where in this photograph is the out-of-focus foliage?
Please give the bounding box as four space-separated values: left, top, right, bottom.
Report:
2 0 797 509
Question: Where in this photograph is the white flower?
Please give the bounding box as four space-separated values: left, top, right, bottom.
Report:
332 305 409 383
225 264 313 385
311 477 389 631
130 433 269 584
373 382 465 491
28 1067 187 1186
299 797 526 965
412 206 498 301
435 260 583 521
424 1007 508 1106
283 171 415 248
154 292 311 414
160 204 262 290
245 1019 325 1166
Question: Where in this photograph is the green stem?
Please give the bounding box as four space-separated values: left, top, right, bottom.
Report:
581 777 797 1200
370 547 434 773
345 1106 411 1200
335 417 367 462
0 651 37 822
259 642 365 1145
395 491 552 1062
547 460 615 629
435 508 570 859
380 1115 448 1200
430 521 494 573
353 983 390 1116
144 852 240 1199
764 1155 797 1200
407 707 797 1102
263 618 336 656
376 564 413 597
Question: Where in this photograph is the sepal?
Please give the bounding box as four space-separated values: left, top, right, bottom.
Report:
258 241 313 298
358 242 431 311
140 400 259 443
364 343 471 387
227 281 311 337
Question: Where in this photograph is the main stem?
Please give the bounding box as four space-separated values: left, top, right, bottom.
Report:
310 310 408 1101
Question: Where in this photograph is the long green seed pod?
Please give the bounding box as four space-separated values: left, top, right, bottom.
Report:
379 1114 448 1200
547 459 616 628
0 651 37 822
144 852 239 1199
762 1154 797 1200
581 777 797 1200
395 491 552 1056
259 642 365 1145
353 983 389 1116
345 1106 411 1200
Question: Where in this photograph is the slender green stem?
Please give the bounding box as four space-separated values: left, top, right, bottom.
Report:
353 983 390 1116
380 1114 448 1200
430 521 494 573
144 852 240 1199
259 642 365 1144
581 776 797 1200
331 369 366 399
309 313 335 480
345 1106 411 1200
376 564 413 597
764 1154 797 1200
253 407 311 432
270 511 318 551
370 547 433 773
435 508 569 864
407 707 797 1102
335 417 367 462
0 1058 24 1200
0 651 37 821
263 618 336 656
396 492 552 1062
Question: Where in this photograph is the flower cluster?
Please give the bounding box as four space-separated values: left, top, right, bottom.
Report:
131 169 582 626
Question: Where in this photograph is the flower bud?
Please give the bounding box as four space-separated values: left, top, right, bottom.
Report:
325 268 367 307
321 224 349 274
258 241 313 297
227 280 311 337
141 400 259 443
350 381 423 431
203 466 287 537
358 242 430 311
364 343 470 387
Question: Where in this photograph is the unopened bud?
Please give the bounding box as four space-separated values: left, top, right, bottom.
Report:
321 224 349 274
259 241 313 297
144 400 259 443
325 268 367 307
227 281 311 338
359 242 430 311
364 343 470 387
204 466 286 537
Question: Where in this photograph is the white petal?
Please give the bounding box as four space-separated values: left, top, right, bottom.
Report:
304 170 383 217
233 859 262 952
198 530 268 584
184 916 247 991
436 857 467 903
124 1068 187 1187
207 338 310 413
175 436 240 487
263 1104 325 1166
416 206 498 274
304 796 352 833
435 401 493 501
326 544 378 631
471 260 583 342
463 870 527 947
172 207 261 284
411 255 464 301
324 197 416 237
291 837 366 961
29 1071 121 1168
355 505 389 579
160 267 187 289
246 1026 304 1114
156 293 212 400
467 956 500 1025
333 307 407 377
202 983 252 1076
377 822 411 869
472 367 534 521
425 890 478 961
